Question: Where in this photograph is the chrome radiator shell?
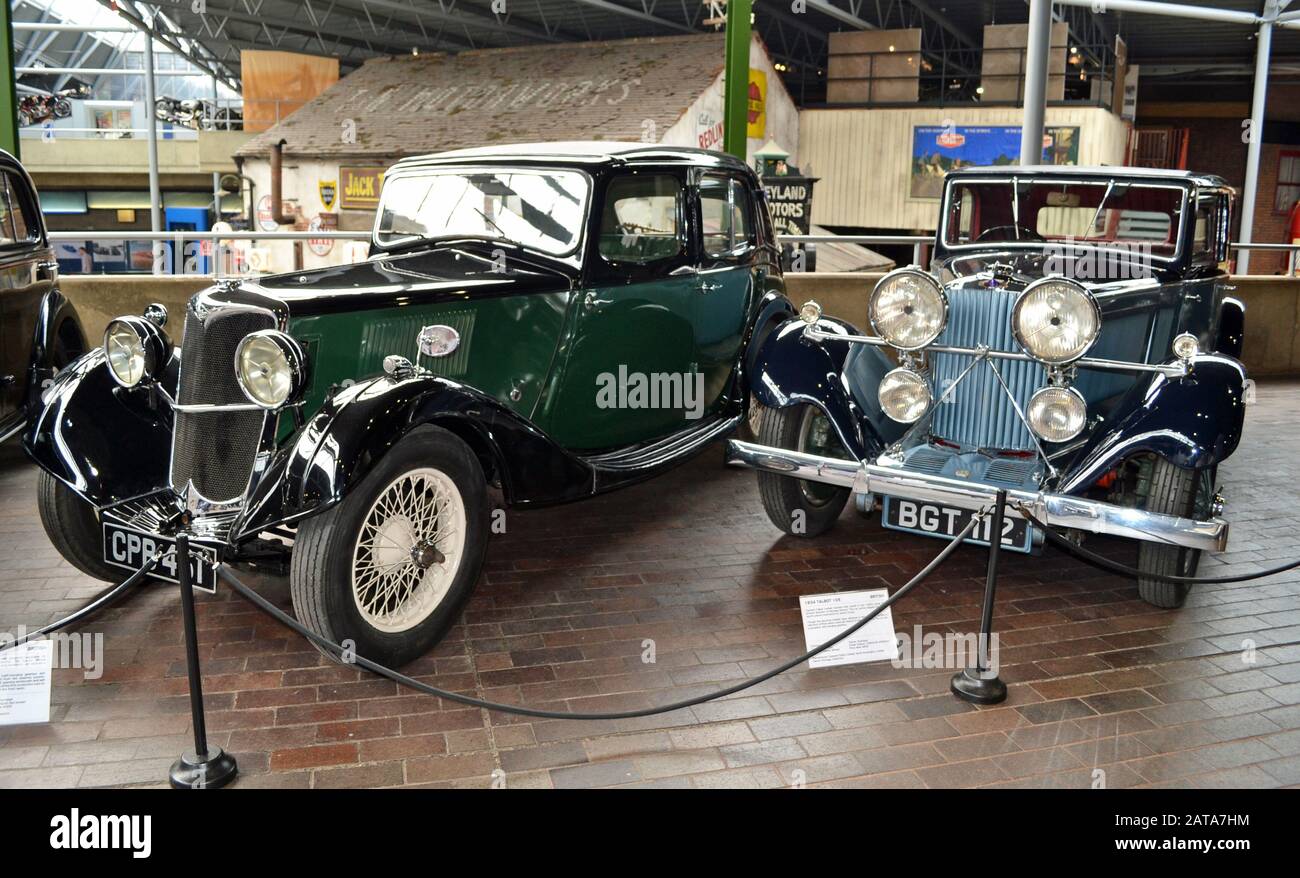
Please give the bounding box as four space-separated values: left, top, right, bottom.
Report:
928 286 1045 452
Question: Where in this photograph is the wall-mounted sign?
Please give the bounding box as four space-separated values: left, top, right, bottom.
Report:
340 167 385 210
319 179 338 211
910 125 1081 199
763 176 817 237
308 213 337 256
747 68 767 139
256 194 279 231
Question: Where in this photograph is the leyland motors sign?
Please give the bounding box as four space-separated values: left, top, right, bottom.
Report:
763 176 816 237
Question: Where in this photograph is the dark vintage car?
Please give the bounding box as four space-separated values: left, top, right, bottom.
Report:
0 149 87 446
729 166 1247 609
27 142 793 665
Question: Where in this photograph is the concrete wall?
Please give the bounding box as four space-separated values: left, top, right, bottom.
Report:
23 131 251 185
59 272 1300 378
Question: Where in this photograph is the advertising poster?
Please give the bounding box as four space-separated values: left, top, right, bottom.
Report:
910 125 1080 198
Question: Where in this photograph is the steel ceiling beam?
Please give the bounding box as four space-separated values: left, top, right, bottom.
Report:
566 0 697 34
804 0 875 30
330 0 574 43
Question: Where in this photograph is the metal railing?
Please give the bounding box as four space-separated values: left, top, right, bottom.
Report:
45 231 1300 278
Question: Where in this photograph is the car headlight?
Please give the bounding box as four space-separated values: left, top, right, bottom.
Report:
104 316 170 388
234 330 306 410
868 269 947 351
1012 278 1101 365
878 368 931 423
1026 386 1087 443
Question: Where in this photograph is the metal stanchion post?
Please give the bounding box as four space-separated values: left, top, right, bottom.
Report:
951 489 1009 705
169 533 238 789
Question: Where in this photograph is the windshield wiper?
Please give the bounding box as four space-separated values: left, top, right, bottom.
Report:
1082 180 1115 240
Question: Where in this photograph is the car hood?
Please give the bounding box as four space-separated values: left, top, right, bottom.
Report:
230 243 575 317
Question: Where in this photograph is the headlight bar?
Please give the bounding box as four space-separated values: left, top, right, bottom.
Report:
800 323 1187 378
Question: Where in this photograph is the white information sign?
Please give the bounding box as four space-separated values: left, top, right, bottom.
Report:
0 640 53 725
799 589 898 669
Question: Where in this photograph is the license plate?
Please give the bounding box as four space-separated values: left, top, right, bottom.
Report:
102 522 219 593
882 497 1032 554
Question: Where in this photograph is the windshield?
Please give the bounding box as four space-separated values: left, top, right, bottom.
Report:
376 168 590 256
943 179 1187 259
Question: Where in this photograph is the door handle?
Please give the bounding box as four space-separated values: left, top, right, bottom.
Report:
699 281 722 293
1 375 15 388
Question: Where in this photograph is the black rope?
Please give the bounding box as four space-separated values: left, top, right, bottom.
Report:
0 553 164 652
219 515 981 721
1016 503 1300 585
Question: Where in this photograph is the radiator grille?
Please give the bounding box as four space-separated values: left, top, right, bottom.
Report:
929 286 1045 452
170 307 274 501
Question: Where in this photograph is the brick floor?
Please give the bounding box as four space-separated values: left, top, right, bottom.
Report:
2 382 1299 789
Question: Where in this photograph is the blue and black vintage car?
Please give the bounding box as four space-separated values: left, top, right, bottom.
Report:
729 166 1248 609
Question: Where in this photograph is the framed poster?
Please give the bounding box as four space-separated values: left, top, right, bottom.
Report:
910 125 1080 199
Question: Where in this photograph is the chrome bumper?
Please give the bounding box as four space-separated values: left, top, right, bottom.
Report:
726 439 1229 554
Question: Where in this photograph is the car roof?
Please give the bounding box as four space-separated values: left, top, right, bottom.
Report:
392 141 752 173
946 164 1230 189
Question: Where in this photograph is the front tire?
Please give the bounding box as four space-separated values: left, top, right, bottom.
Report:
1135 458 1208 608
756 404 851 538
37 470 121 582
290 427 489 667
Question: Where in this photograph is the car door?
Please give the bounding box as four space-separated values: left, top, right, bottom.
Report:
693 172 760 416
0 168 51 432
540 169 700 450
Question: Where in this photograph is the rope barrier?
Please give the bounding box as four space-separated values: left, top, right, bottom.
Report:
218 514 981 721
1014 503 1300 585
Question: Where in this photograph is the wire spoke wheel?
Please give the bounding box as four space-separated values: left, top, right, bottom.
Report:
351 467 467 634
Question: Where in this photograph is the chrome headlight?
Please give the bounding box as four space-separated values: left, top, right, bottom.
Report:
1026 386 1087 443
878 368 931 423
868 269 947 351
104 316 171 388
234 330 307 410
1012 278 1101 365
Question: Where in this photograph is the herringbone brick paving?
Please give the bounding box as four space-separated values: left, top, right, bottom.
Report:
1 382 1298 788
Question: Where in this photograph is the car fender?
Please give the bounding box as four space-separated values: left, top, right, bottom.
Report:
24 348 177 506
1215 295 1245 359
1058 353 1248 494
237 373 596 539
748 316 904 460
26 287 87 411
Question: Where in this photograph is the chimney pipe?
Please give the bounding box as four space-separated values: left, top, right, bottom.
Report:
269 139 296 225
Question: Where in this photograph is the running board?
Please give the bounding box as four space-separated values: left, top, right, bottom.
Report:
583 414 741 475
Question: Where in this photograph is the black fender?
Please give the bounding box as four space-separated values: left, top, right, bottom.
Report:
1215 296 1245 359
237 373 597 539
742 291 796 379
748 316 905 461
1059 353 1248 494
25 287 88 412
23 348 178 506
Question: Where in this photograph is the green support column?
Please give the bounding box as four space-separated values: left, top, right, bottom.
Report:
722 0 752 161
0 0 19 159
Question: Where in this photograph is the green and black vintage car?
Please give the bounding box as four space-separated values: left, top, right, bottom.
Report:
26 143 794 664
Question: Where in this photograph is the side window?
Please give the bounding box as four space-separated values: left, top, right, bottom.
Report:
597 174 684 264
700 175 755 258
0 173 36 246
1192 195 1220 260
